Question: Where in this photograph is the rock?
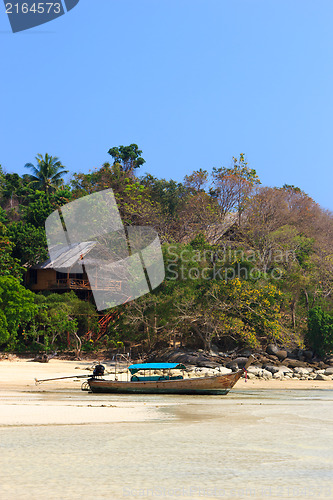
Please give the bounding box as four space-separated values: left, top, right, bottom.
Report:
273 372 284 380
284 359 307 368
309 362 321 369
324 367 333 376
286 350 298 360
210 343 219 353
294 367 313 375
226 357 248 371
315 374 332 381
318 361 330 369
303 350 314 361
266 344 279 356
232 357 249 368
226 361 239 371
297 349 313 361
277 365 293 374
196 360 220 368
237 348 253 357
276 350 288 361
266 345 287 360
315 369 325 374
264 365 281 374
261 369 273 380
179 354 202 365
267 354 280 363
247 366 262 376
196 361 219 369
218 367 232 375
246 372 256 379
257 356 272 365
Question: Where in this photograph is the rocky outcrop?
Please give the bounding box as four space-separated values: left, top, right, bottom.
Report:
145 346 333 381
146 348 221 368
266 344 287 360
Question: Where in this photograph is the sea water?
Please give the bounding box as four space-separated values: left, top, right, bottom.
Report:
0 390 333 500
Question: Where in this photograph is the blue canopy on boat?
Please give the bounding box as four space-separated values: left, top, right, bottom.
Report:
128 363 186 374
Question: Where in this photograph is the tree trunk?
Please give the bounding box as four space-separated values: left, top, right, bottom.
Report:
73 332 82 360
290 299 296 329
304 289 309 311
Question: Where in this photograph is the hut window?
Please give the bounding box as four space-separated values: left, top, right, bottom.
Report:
56 272 67 280
30 269 38 285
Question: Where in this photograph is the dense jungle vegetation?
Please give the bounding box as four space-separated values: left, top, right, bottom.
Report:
1 146 333 356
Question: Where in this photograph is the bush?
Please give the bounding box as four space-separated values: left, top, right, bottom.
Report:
0 276 37 348
307 306 333 356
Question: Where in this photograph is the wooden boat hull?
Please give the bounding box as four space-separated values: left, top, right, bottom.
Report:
87 370 243 395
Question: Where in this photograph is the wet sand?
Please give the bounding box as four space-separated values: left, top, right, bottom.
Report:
0 359 163 425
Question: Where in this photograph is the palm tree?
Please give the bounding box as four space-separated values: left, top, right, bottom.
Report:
24 154 69 194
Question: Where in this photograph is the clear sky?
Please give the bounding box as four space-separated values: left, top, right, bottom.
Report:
1 0 332 210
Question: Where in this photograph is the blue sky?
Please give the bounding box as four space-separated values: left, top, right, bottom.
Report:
1 0 332 210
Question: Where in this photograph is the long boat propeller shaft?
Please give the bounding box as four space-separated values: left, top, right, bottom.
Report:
34 374 91 385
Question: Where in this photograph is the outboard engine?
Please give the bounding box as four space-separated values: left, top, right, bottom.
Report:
92 364 105 378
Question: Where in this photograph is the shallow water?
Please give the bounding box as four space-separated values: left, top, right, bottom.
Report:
1 389 333 500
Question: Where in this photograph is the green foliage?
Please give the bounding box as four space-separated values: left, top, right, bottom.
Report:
27 292 98 352
19 190 53 227
0 223 24 279
189 233 210 250
7 221 47 265
0 276 37 347
166 277 284 350
71 162 132 199
24 153 69 194
1 173 22 201
0 164 4 190
307 306 333 356
108 144 145 172
184 169 209 192
1 149 332 356
0 207 8 224
140 174 190 217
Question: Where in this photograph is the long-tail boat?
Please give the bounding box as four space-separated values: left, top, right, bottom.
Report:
87 356 254 395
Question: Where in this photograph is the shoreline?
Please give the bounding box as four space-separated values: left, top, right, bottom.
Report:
1 358 333 392
1 359 333 427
